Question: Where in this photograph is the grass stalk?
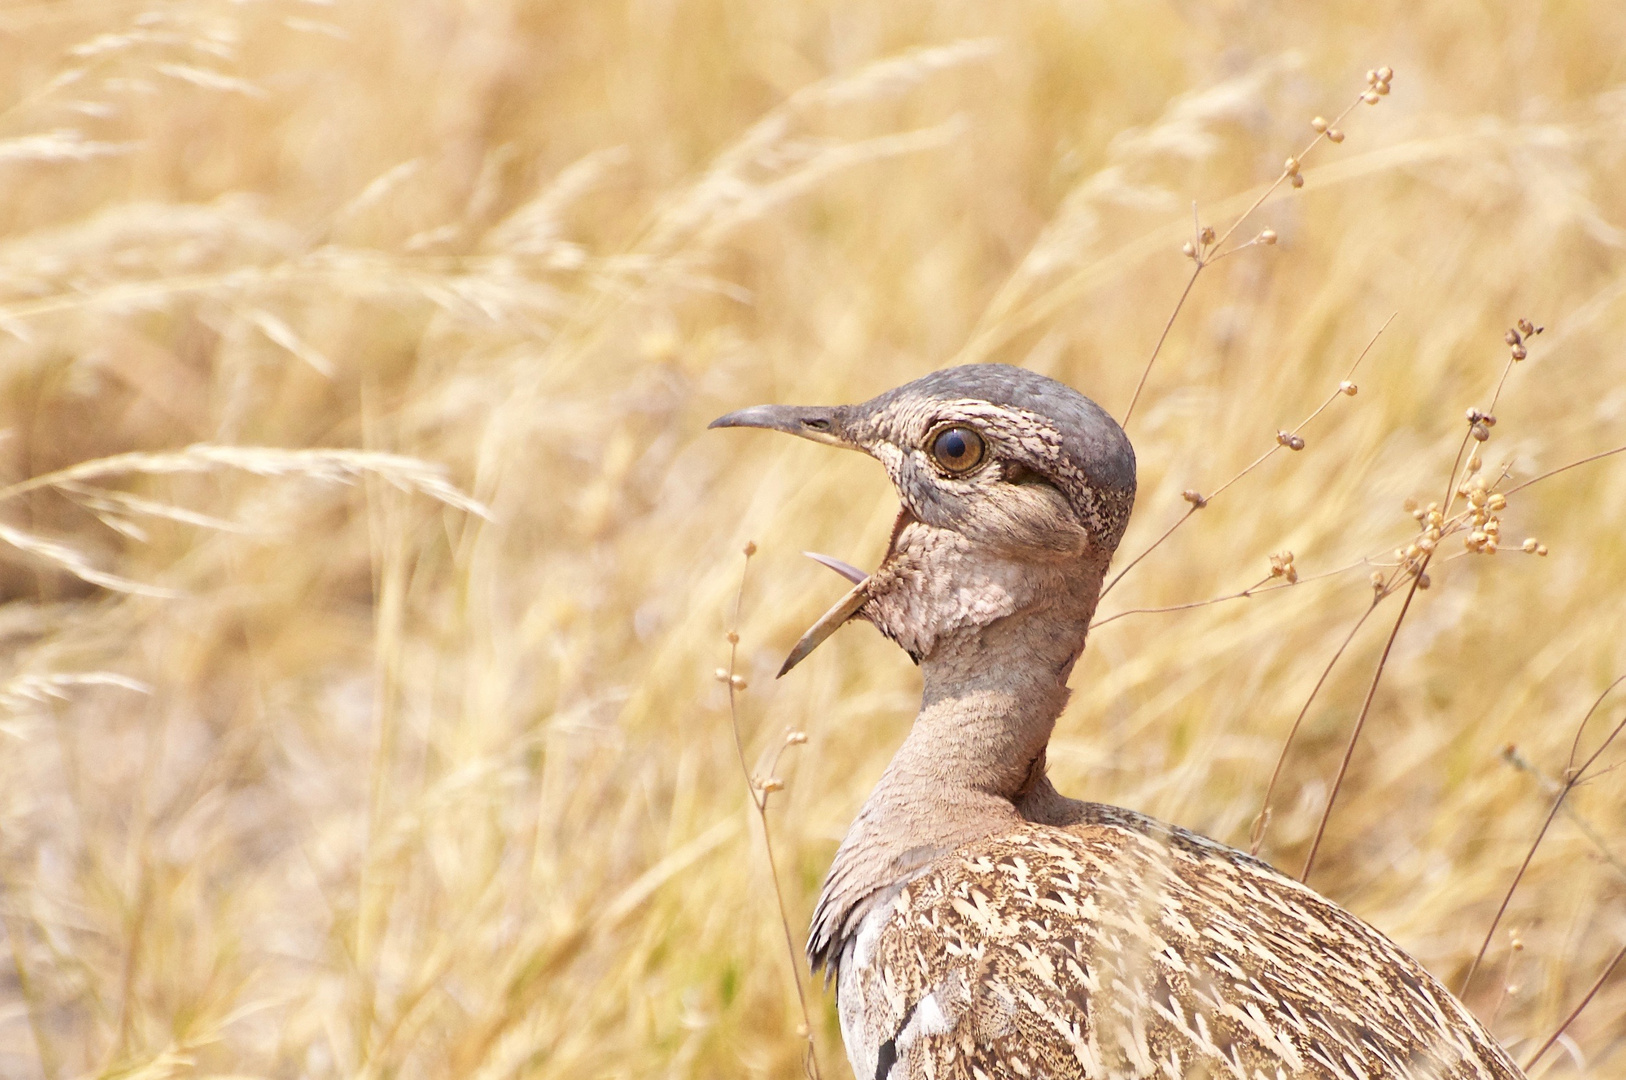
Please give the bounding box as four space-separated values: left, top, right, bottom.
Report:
722 543 822 1080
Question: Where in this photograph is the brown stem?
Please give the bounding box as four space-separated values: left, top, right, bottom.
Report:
1522 941 1626 1071
1099 506 1196 599
724 545 822 1080
1121 263 1201 429
1504 443 1626 496
1104 316 1392 600
1251 598 1380 855
1458 792 1564 998
1300 567 1426 883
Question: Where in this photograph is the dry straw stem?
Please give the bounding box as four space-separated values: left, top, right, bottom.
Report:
1524 943 1626 1072
1296 337 1527 884
1118 77 1381 429
1099 315 1391 603
721 543 822 1080
1460 675 1626 997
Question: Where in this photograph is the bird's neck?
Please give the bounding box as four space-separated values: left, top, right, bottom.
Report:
810 567 1101 968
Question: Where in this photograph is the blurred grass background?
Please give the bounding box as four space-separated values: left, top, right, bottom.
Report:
0 1 1623 1077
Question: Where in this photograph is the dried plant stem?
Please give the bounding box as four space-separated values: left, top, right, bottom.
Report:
1502 748 1626 879
1300 569 1425 883
1101 316 1390 601
1251 597 1381 855
1523 941 1626 1072
1504 443 1626 496
1119 91 1370 428
1091 576 1272 629
1095 556 1382 631
723 544 822 1080
1460 675 1626 997
1120 264 1199 427
1099 506 1196 600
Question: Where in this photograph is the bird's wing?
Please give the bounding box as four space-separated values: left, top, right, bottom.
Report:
838 814 1522 1080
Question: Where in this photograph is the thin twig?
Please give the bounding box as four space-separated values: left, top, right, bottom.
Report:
1502 748 1626 880
1102 316 1391 600
1504 443 1626 496
723 543 822 1080
1118 90 1372 429
1299 328 1541 882
1251 597 1381 855
1093 555 1376 630
1459 676 1626 997
1523 941 1626 1072
1121 264 1200 428
1099 506 1197 600
1300 568 1425 883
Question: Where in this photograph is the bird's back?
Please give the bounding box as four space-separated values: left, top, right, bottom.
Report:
838 804 1521 1080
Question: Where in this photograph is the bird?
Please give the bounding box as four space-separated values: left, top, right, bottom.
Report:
711 363 1523 1080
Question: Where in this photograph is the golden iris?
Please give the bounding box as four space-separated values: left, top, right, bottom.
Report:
929 425 985 474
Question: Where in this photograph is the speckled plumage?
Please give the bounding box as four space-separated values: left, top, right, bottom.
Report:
711 365 1523 1080
838 809 1520 1080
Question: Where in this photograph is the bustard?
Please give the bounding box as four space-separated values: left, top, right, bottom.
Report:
712 364 1522 1080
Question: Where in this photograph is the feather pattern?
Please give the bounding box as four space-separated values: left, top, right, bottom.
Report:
838 808 1520 1080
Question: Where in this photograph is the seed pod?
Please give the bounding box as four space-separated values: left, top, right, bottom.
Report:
1521 538 1538 553
1417 573 1431 589
1258 228 1278 245
743 541 757 556
715 668 731 683
1363 91 1381 105
1327 128 1345 143
1285 156 1301 174
1376 82 1390 95
1511 344 1526 360
730 673 748 690
1200 225 1216 245
1182 240 1197 258
1505 329 1521 346
1312 116 1329 133
1517 318 1535 335
1488 493 1507 511
1471 422 1490 441
1290 173 1305 188
1340 380 1357 395
1377 66 1394 83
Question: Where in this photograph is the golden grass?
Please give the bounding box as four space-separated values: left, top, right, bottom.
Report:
0 2 1623 1077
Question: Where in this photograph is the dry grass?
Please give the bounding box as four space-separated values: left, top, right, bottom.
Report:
0 2 1623 1078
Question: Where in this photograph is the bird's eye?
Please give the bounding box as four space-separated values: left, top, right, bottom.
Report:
929 425 986 474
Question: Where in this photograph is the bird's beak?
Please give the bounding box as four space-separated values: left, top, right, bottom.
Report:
707 404 860 451
711 402 875 676
776 577 870 678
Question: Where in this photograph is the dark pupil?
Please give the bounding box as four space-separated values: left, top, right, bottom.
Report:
941 431 967 459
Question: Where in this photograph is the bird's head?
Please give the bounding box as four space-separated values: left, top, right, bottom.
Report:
711 364 1136 678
